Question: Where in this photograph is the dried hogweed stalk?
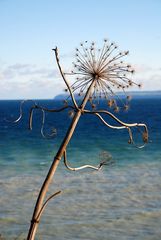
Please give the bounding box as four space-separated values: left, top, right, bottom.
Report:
10 38 148 240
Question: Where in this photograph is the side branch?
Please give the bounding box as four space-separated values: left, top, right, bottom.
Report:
9 99 74 124
63 150 107 171
84 110 148 148
28 104 75 138
84 109 147 129
6 99 37 123
29 104 74 128
36 191 61 222
53 47 79 110
94 113 126 130
10 100 75 138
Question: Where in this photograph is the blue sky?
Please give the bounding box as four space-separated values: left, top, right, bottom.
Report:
0 0 161 99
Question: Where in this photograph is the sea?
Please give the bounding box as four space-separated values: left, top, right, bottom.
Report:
0 94 161 240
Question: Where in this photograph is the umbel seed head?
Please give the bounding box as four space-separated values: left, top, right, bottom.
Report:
67 38 142 112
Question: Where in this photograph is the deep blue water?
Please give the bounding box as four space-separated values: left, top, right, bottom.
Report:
0 97 161 239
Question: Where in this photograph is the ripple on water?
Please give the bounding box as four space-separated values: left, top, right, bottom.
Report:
1 160 161 239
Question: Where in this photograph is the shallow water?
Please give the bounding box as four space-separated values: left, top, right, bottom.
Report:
0 97 161 239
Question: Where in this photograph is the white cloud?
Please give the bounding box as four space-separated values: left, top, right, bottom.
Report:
133 64 161 91
0 62 161 99
0 63 60 79
141 74 161 91
134 64 161 73
8 63 35 70
0 63 66 99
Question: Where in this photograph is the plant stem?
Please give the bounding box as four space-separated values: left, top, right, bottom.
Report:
27 80 95 240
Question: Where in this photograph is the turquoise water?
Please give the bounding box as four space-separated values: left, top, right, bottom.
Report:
0 97 161 239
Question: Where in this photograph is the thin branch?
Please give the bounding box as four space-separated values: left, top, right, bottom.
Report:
63 149 107 171
36 105 75 113
84 109 148 130
53 47 79 110
40 109 57 138
6 99 74 127
94 112 127 130
94 113 147 148
84 110 148 147
29 107 34 130
127 127 148 149
28 104 75 135
5 99 37 123
29 104 75 130
36 191 61 221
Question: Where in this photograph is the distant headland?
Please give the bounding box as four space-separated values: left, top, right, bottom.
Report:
54 91 161 100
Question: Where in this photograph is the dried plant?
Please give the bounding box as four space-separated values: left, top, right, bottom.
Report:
65 39 141 112
12 39 148 240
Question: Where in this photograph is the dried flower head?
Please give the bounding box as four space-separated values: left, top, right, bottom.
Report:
66 39 141 111
68 110 75 118
142 131 148 143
